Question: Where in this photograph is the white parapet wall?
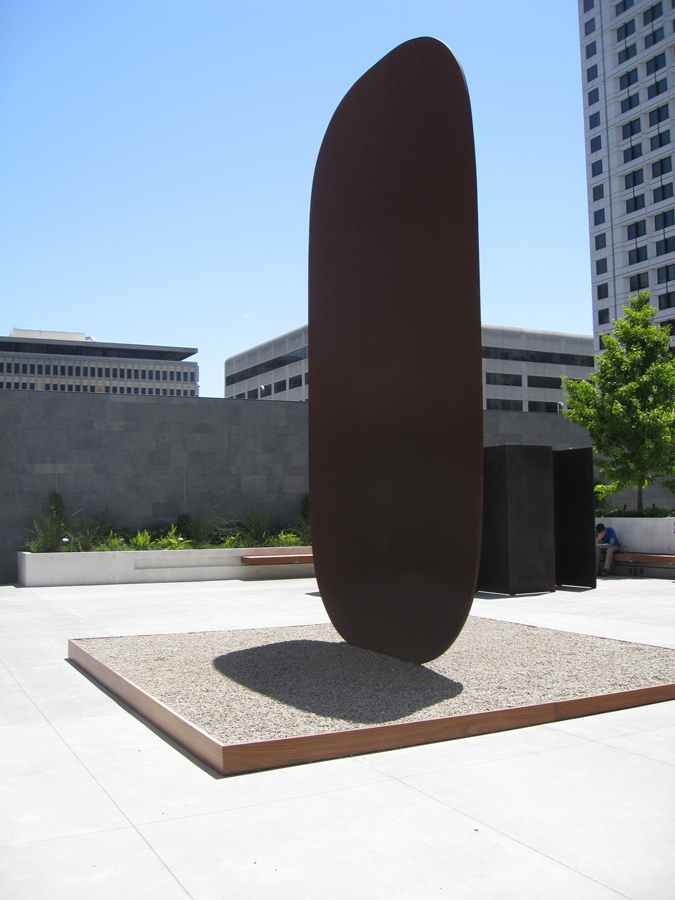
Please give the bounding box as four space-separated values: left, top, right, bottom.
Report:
17 546 314 588
595 518 675 555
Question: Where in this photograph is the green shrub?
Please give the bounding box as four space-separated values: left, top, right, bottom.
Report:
598 507 675 518
94 531 127 551
270 530 302 547
129 530 152 550
152 524 192 550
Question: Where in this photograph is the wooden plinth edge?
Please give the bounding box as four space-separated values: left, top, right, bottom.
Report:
68 638 675 777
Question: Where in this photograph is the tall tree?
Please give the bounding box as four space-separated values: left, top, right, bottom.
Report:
563 291 675 512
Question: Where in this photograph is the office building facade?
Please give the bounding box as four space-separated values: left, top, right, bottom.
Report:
578 0 675 349
225 324 594 412
0 330 199 396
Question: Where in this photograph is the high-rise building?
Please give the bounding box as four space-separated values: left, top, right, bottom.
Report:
0 330 199 396
578 0 675 350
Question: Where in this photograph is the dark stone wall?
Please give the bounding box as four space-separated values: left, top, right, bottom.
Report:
0 396 604 585
0 392 309 584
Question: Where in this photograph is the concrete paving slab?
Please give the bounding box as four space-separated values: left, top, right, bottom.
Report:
0 828 191 900
138 778 626 900
0 664 44 726
546 698 675 740
358 721 588 779
403 740 675 900
52 712 388 826
8 662 126 721
600 723 675 766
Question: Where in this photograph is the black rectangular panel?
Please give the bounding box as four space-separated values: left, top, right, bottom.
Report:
478 445 556 595
553 448 597 588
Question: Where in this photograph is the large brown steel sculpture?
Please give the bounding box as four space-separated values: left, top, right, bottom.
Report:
308 38 483 664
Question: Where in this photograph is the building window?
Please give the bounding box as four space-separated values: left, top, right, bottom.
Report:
162 389 167 396
629 246 648 264
29 364 35 375
584 0 594 11
626 194 645 212
615 0 634 14
485 372 522 386
148 370 153 380
625 168 644 188
616 19 635 41
97 367 103 377
646 53 666 76
81 366 87 376
649 104 669 127
622 118 641 139
169 371 174 381
598 283 610 299
133 387 139 394
585 18 596 36
652 156 672 177
260 384 272 397
289 374 303 390
645 26 664 49
190 372 195 382
655 209 675 228
656 236 675 255
651 130 671 151
590 136 602 154
595 233 607 250
528 375 562 389
190 390 195 397
61 366 66 376
619 68 638 90
141 388 146 395
648 78 667 99
588 88 600 106
659 292 675 309
630 272 649 290
599 335 605 350
112 368 118 378
486 399 523 411
593 185 605 201
586 40 597 59
141 370 146 379
643 3 663 26
528 401 560 414
162 371 167 380
627 220 646 239
592 160 603 177
621 93 640 113
618 44 637 64
623 143 642 162
597 258 608 274
104 368 110 378
657 263 675 281
594 208 606 225
235 392 245 399
587 64 598 82
654 183 674 202
156 371 161 380
112 386 117 393
247 388 258 399
274 379 286 393
589 112 601 129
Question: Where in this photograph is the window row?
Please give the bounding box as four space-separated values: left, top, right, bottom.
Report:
233 372 308 400
0 383 195 396
225 346 308 387
485 373 562 390
486 399 562 414
0 362 195 381
588 48 668 84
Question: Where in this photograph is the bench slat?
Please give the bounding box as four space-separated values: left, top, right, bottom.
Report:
613 552 675 567
240 554 314 566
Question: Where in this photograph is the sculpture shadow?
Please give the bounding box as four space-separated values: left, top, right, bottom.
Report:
213 640 462 724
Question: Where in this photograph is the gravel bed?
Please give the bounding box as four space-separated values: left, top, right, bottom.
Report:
75 618 675 745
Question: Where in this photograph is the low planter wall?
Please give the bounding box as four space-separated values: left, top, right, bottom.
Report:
17 547 314 588
595 518 675 555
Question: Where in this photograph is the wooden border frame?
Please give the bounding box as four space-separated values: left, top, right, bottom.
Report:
68 639 675 777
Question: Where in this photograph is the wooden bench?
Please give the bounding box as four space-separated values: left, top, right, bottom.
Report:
240 553 314 567
611 551 675 577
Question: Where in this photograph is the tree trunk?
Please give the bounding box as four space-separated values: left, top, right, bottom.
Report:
637 483 644 513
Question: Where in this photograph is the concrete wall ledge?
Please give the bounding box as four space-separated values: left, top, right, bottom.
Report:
17 546 314 588
595 518 675 555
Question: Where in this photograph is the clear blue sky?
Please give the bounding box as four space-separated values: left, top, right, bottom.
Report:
1 1 590 397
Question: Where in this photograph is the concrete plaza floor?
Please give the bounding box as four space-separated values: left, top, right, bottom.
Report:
1 576 674 899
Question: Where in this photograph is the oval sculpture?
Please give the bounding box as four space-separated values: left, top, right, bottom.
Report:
308 37 483 664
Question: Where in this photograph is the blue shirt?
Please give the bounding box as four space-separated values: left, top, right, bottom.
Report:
598 526 620 548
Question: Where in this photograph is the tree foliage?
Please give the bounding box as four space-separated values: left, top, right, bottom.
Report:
563 292 675 511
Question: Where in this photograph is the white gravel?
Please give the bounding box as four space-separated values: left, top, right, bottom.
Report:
75 618 675 745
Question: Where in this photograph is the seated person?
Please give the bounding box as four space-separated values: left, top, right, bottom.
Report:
596 523 620 575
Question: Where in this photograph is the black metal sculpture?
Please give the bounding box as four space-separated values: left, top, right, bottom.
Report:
308 38 483 664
